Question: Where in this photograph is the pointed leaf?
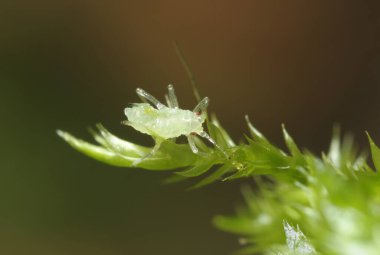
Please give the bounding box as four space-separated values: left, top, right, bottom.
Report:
211 114 236 147
328 125 341 168
162 174 188 184
282 124 302 158
176 158 216 177
92 124 150 157
224 166 254 180
57 130 137 167
245 115 269 144
191 164 232 189
57 130 195 170
207 119 229 149
213 215 256 235
367 132 380 172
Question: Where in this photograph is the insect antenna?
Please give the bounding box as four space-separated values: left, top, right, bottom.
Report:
173 41 201 102
173 42 211 121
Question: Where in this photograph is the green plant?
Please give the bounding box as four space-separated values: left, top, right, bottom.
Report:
57 93 380 254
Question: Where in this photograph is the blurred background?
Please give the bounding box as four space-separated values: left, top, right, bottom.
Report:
1 1 379 254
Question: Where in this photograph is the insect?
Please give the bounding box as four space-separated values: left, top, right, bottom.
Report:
122 84 222 165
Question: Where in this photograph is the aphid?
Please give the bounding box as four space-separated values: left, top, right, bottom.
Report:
122 84 222 165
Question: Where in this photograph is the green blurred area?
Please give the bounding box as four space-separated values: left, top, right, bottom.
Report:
0 1 379 254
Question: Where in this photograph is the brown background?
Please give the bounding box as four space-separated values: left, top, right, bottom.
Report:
1 1 379 254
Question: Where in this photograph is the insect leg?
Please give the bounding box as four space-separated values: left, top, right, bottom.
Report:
199 131 228 158
132 140 162 166
167 84 179 108
193 97 209 114
165 94 172 108
198 131 217 147
136 88 165 109
121 120 132 126
187 134 209 157
187 135 199 154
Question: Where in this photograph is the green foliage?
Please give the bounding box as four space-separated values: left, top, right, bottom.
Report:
58 91 380 255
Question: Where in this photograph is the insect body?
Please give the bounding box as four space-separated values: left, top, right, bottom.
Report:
125 103 205 139
123 85 220 165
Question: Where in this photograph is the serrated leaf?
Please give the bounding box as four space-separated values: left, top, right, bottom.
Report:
191 164 232 189
57 130 195 170
176 158 216 177
159 140 199 166
224 166 254 180
245 117 287 161
91 124 150 157
57 129 137 167
243 137 288 168
211 114 236 147
245 115 270 144
207 119 229 149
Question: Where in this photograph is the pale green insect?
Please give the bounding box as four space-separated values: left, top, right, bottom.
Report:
122 85 220 165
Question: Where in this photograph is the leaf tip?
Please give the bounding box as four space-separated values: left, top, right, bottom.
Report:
281 123 288 136
365 131 373 143
366 131 380 172
56 129 67 140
